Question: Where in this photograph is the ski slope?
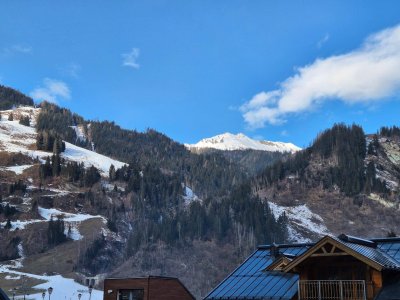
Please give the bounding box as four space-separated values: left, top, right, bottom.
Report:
0 107 126 176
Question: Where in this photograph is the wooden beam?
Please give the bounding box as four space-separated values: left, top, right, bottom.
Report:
283 236 383 273
310 253 349 257
330 245 336 253
321 246 327 253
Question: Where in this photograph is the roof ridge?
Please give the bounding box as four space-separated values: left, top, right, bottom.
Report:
258 242 315 249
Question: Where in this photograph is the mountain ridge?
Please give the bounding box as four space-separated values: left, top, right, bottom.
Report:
186 132 301 153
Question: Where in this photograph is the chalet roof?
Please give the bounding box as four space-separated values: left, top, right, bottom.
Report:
332 235 400 270
204 235 400 300
373 237 400 262
204 244 311 299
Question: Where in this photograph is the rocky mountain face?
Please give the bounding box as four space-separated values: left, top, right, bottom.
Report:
0 85 399 299
251 124 400 242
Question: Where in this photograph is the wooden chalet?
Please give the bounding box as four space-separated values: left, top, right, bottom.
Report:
103 276 195 300
204 234 400 300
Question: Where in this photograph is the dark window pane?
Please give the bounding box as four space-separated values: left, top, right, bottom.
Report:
119 289 144 300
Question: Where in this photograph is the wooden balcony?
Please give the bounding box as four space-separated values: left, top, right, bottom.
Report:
298 280 366 300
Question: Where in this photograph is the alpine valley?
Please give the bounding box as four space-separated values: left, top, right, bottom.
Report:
0 85 399 299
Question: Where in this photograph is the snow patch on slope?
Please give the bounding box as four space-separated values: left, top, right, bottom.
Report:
0 207 105 238
0 106 40 127
70 125 87 142
0 108 126 176
186 132 301 153
269 202 330 242
183 186 201 205
0 262 103 300
63 141 125 175
38 207 106 223
0 164 34 175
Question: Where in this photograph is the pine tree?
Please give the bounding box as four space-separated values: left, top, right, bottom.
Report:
109 164 116 181
5 219 12 230
51 154 61 176
19 116 30 126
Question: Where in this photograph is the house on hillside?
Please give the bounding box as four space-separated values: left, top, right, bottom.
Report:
103 276 195 300
204 234 400 300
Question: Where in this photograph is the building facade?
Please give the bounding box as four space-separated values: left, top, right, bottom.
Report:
204 234 400 300
103 276 195 300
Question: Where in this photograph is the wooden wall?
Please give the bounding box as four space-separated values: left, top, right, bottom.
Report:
103 277 195 300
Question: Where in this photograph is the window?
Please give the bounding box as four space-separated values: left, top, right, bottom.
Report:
118 289 144 300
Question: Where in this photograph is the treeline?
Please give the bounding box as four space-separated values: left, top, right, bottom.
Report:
90 122 247 197
379 126 400 138
37 131 65 153
75 234 121 275
36 103 247 197
0 85 34 110
258 124 389 196
0 203 18 217
36 102 85 146
125 181 288 258
47 217 67 246
39 155 101 187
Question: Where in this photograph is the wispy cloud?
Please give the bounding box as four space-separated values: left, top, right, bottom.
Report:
240 24 400 128
63 63 81 78
122 48 140 69
30 78 71 103
317 33 330 48
280 130 289 137
1 44 32 56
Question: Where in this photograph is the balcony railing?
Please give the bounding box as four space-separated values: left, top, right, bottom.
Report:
298 280 366 300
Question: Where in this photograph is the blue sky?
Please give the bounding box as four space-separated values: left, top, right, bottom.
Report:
1 1 400 147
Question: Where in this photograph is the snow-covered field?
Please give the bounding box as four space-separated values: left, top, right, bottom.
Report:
0 107 126 176
63 141 125 175
0 165 34 175
0 206 105 299
0 206 105 241
0 258 103 300
186 132 301 153
269 202 330 242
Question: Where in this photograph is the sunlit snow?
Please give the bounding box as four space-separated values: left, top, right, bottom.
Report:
269 202 330 242
186 132 301 153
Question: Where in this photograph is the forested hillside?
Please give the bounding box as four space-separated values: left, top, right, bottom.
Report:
252 123 400 240
0 89 290 298
0 85 34 110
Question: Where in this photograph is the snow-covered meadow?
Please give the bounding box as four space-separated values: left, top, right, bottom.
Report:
0 107 126 176
0 259 103 300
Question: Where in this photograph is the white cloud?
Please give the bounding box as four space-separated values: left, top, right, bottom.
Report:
30 78 71 103
122 48 140 69
241 24 400 128
64 63 81 78
1 45 32 56
317 33 330 48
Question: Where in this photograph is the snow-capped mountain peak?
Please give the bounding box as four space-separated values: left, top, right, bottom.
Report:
185 132 301 153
